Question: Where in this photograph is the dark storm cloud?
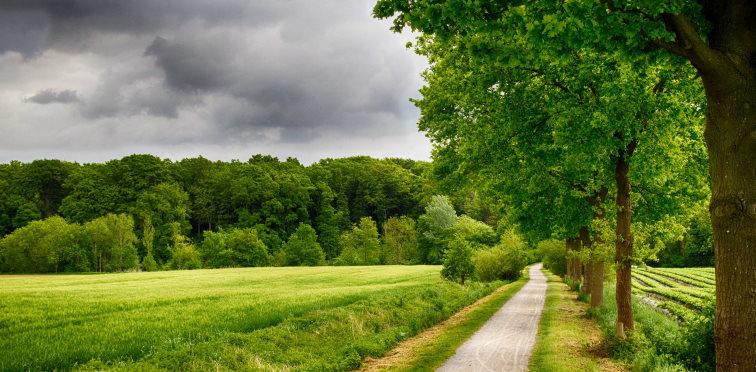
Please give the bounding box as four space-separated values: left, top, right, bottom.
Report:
25 89 79 104
0 0 428 158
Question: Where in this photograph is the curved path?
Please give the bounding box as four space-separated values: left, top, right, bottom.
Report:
438 264 547 372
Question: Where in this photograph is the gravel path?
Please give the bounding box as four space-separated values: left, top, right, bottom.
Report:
437 264 547 372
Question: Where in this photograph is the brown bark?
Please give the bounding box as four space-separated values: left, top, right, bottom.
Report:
579 226 591 296
587 188 608 308
614 140 636 337
703 60 756 372
565 237 580 282
660 2 756 368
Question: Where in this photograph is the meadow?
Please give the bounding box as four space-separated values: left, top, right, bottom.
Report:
0 266 502 371
631 267 715 321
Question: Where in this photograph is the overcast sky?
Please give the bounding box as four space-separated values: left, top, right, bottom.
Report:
0 0 431 164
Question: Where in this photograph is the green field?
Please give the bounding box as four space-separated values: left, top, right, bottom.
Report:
0 266 501 371
631 267 715 321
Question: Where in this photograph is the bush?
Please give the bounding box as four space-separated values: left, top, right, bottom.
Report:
537 239 566 276
473 244 528 282
171 237 202 270
281 223 325 266
441 235 475 285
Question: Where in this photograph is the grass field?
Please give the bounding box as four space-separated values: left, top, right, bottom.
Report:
0 266 502 371
631 267 715 321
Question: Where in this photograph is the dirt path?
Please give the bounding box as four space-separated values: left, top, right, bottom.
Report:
437 263 547 372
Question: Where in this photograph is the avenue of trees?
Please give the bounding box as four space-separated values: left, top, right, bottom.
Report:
373 0 752 369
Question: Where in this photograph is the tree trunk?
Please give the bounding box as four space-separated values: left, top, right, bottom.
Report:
566 237 580 282
590 259 604 308
587 188 608 308
699 59 756 371
614 141 636 338
579 226 591 296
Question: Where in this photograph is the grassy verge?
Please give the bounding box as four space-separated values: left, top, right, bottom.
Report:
592 284 715 371
360 268 531 371
0 266 503 371
529 272 626 372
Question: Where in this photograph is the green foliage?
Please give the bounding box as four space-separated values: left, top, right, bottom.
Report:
140 215 158 271
473 234 529 282
0 216 86 273
441 235 475 285
451 215 497 248
418 195 458 264
381 216 420 264
170 234 202 270
281 223 325 266
200 227 270 268
82 214 139 272
133 182 190 263
335 217 382 265
538 239 566 277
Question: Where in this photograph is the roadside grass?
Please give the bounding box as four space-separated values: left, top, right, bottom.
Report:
360 268 531 371
529 272 626 372
592 283 714 371
0 266 503 371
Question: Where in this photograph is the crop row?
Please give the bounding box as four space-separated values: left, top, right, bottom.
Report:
645 269 715 288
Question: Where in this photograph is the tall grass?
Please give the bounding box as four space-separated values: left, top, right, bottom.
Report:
591 284 715 371
0 266 502 370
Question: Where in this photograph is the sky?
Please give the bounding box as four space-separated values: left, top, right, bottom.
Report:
0 0 431 164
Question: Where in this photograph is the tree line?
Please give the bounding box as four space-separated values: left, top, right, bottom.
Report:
0 155 513 273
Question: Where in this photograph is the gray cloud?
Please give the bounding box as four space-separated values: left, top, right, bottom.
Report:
25 89 79 104
0 0 430 162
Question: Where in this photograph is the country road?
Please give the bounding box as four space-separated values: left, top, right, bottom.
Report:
437 263 548 372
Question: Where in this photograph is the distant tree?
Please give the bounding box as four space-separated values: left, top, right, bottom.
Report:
441 235 475 285
0 216 87 273
141 215 158 271
82 214 139 272
336 217 381 265
417 195 458 264
381 216 419 264
451 215 497 248
133 182 190 263
281 223 325 266
170 230 202 270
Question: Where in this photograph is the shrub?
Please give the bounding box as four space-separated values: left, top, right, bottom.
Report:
473 245 528 282
171 237 202 270
441 235 475 285
537 239 566 276
281 223 325 266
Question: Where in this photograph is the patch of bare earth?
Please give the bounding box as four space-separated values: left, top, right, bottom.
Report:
359 282 515 371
